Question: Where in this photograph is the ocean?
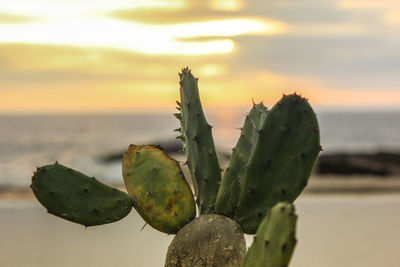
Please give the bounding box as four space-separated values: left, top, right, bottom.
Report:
1 111 400 188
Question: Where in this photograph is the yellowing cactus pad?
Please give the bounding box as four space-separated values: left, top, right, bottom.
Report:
122 145 196 234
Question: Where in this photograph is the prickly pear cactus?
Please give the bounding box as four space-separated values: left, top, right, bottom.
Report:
122 145 196 234
30 162 132 227
243 202 298 267
216 102 268 218
235 94 320 234
29 68 321 267
176 67 221 215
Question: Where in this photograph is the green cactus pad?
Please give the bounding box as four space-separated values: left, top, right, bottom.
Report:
235 94 320 234
243 202 297 267
122 145 196 234
30 162 132 227
177 67 222 214
216 102 268 218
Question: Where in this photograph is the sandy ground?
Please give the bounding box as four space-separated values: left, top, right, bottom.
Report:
1 174 400 266
1 193 399 267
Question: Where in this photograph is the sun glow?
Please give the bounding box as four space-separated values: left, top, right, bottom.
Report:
0 16 283 55
0 0 187 18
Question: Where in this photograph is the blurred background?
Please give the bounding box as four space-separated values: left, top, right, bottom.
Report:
1 0 399 266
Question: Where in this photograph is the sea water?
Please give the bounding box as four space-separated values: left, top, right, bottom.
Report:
1 111 400 187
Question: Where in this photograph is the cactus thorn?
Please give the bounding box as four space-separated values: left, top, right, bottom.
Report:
140 223 148 232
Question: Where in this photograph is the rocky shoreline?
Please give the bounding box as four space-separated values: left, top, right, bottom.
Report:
317 152 400 176
99 139 400 177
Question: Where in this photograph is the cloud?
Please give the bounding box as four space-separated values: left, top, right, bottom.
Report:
0 12 37 23
1 0 399 113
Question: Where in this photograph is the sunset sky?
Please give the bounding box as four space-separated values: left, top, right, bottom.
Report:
1 0 399 114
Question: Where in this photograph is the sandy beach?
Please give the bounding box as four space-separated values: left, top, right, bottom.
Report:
1 175 399 267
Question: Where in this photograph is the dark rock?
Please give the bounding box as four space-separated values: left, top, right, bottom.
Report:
316 152 400 176
99 139 183 163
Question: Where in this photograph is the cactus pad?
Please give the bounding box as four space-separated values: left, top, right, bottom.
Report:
30 162 132 227
216 102 268 218
176 67 222 214
243 202 297 267
235 94 320 233
122 145 196 234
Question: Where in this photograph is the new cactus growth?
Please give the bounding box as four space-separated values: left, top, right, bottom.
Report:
30 162 132 227
30 68 320 267
122 145 196 234
243 202 298 267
